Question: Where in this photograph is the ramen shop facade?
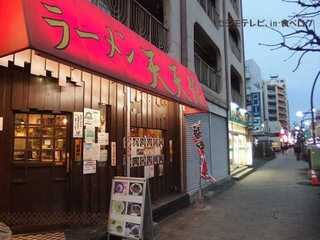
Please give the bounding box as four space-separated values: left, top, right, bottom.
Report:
0 0 208 231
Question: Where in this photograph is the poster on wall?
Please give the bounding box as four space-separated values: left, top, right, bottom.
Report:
73 112 83 138
91 143 101 161
83 143 93 161
99 150 108 162
108 177 154 240
83 143 100 161
84 108 101 127
85 126 95 143
111 142 117 166
129 137 164 179
83 160 97 174
98 132 109 146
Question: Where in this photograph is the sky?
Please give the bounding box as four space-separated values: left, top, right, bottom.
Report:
243 0 320 125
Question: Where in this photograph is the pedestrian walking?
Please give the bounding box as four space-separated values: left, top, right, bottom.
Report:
294 142 301 160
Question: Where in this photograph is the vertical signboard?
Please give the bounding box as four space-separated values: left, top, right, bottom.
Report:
73 112 83 138
111 142 117 166
0 117 3 131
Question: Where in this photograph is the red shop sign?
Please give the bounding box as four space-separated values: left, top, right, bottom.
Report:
0 0 208 111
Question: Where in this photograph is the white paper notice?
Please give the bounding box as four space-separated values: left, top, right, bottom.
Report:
84 108 101 127
91 143 101 161
98 132 109 146
73 112 83 138
83 160 96 174
99 150 108 162
0 117 3 131
85 126 95 143
83 143 93 161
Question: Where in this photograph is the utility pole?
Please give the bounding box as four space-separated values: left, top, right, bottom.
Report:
310 71 320 145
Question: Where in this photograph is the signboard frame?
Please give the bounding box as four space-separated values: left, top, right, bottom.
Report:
107 177 154 240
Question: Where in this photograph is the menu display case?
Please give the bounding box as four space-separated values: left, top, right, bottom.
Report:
13 113 68 165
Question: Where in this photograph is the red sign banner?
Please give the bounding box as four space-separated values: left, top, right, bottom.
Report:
191 121 216 183
0 0 208 111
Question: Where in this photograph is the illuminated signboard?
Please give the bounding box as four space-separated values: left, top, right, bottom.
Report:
0 0 208 111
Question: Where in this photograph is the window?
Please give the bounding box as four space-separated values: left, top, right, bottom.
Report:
91 0 111 14
14 113 68 164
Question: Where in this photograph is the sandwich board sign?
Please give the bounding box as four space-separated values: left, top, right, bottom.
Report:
108 177 154 240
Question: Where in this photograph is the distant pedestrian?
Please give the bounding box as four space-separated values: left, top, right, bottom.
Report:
294 143 302 160
281 143 286 154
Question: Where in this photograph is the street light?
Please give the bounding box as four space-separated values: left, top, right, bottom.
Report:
296 111 304 118
296 110 318 141
304 120 311 127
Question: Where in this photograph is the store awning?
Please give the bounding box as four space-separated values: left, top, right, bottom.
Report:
0 0 208 111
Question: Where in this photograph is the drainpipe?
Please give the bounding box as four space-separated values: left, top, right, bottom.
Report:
180 0 188 67
180 0 188 192
240 0 246 108
223 0 231 175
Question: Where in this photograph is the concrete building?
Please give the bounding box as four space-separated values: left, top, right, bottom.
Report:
262 76 290 134
179 0 249 183
223 1 252 171
245 59 264 133
181 0 231 196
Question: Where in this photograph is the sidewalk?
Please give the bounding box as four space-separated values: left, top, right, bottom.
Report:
159 151 320 240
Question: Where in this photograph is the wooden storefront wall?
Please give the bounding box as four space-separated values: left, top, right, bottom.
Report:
0 64 181 230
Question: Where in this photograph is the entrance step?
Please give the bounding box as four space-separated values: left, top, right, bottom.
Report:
232 167 255 181
230 165 249 177
152 194 190 222
13 232 65 240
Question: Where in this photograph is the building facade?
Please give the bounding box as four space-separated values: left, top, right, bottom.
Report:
0 0 210 231
262 76 290 134
181 0 229 195
224 0 252 170
245 59 264 133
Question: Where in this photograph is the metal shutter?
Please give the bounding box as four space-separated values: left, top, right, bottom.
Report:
210 114 228 178
184 114 211 194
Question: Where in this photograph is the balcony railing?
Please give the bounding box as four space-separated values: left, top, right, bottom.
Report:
197 0 220 29
91 0 168 52
229 37 241 61
194 53 221 93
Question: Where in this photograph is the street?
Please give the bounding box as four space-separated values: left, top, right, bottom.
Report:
159 150 320 240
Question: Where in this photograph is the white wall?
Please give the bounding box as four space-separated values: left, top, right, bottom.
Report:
224 0 246 107
185 0 228 108
163 0 181 61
